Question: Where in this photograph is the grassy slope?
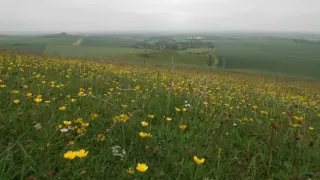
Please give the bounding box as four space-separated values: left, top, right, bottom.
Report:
0 54 320 179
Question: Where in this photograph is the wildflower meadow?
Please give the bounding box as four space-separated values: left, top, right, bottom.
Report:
0 53 320 179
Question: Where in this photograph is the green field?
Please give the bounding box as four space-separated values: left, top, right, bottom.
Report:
1 33 320 79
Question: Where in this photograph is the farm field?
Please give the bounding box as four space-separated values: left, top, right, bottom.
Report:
0 53 320 179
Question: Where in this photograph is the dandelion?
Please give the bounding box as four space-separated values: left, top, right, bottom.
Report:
175 107 181 112
179 124 187 130
59 106 66 111
203 101 208 105
69 140 75 145
252 105 258 109
76 149 88 158
281 112 287 115
71 98 76 103
0 85 6 88
127 167 135 174
13 99 21 104
148 114 155 119
182 108 188 112
64 151 77 160
136 163 148 173
45 100 50 104
141 121 149 127
193 156 205 165
26 93 33 97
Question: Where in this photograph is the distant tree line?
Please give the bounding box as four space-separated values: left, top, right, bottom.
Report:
132 40 214 50
292 39 320 45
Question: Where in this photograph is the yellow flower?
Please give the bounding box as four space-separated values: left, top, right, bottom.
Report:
139 132 152 138
26 93 33 97
64 151 77 160
141 121 149 127
289 123 301 128
71 98 76 103
34 97 42 103
76 149 89 158
81 122 89 128
97 134 105 141
121 104 128 108
134 85 140 90
175 107 181 112
59 106 67 111
12 90 20 94
148 114 155 119
179 124 187 130
75 118 83 123
0 85 6 88
309 127 315 131
127 167 135 174
45 100 50 104
165 117 172 121
113 114 130 122
36 95 42 98
136 163 148 172
252 105 258 109
13 99 21 104
193 156 205 165
69 140 75 145
57 124 63 129
281 112 287 115
63 121 72 126
203 102 208 105
182 108 187 112
139 132 146 138
91 113 99 119
294 116 304 121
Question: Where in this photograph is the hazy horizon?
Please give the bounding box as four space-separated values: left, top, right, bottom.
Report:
1 0 320 34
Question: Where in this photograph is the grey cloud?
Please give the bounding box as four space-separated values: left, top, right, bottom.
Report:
1 0 320 33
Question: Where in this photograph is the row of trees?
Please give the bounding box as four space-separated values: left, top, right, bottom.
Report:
132 40 214 50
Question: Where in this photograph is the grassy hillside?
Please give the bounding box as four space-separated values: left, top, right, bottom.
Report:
0 54 319 179
1 34 320 78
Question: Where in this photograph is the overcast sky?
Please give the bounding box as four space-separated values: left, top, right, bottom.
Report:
1 0 320 34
